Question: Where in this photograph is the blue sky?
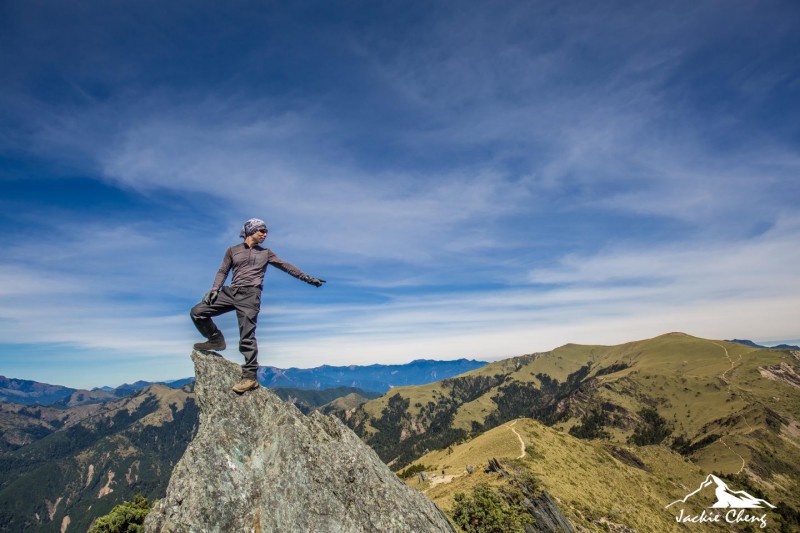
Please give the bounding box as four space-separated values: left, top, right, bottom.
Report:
1 1 799 388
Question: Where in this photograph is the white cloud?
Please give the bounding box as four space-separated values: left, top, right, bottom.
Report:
529 214 800 291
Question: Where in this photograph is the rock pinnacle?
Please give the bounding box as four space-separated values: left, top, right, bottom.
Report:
144 350 456 532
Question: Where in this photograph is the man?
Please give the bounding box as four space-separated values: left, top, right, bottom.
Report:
190 218 325 394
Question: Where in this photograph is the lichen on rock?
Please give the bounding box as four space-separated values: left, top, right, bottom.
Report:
144 351 456 532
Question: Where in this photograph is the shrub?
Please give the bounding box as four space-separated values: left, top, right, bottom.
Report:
451 483 534 533
671 433 719 455
398 463 427 479
776 501 800 532
88 495 151 533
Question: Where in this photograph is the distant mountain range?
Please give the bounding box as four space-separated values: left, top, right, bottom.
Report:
727 339 800 350
0 376 179 407
0 358 487 406
257 358 487 392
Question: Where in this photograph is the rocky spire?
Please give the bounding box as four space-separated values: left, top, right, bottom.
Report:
144 351 456 532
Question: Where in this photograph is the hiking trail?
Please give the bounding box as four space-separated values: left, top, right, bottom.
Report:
713 341 747 475
509 420 526 459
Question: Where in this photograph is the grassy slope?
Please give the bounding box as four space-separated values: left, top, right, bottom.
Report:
271 386 381 414
355 341 610 435
406 417 732 532
573 334 800 503
341 332 800 528
319 392 374 415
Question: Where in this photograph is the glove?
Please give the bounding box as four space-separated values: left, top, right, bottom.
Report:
202 289 219 305
307 277 326 287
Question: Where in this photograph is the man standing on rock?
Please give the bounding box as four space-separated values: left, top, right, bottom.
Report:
191 218 325 394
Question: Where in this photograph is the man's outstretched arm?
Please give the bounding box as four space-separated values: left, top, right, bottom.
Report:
267 251 325 287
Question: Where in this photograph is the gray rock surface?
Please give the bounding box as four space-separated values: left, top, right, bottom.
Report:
525 491 574 533
144 351 456 533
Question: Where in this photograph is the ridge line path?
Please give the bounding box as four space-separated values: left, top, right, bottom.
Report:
422 420 528 494
508 420 526 459
712 342 747 475
423 419 527 493
719 437 747 475
714 342 736 384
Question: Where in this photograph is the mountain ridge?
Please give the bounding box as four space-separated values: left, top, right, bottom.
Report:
0 384 198 532
4 332 799 531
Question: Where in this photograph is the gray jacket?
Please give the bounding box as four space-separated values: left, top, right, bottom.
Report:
212 243 313 290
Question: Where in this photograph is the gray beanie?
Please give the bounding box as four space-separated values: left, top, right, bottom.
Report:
240 218 267 238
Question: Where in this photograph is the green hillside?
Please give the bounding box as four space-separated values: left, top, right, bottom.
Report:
270 386 381 414
337 332 800 527
319 391 379 415
0 401 109 452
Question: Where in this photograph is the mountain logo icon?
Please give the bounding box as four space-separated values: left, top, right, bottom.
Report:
666 474 776 510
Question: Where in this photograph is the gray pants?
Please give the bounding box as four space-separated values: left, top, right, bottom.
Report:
190 286 262 379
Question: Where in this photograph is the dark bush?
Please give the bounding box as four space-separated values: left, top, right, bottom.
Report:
398 463 427 479
629 407 672 446
671 433 719 455
569 407 610 440
88 495 151 533
452 483 534 533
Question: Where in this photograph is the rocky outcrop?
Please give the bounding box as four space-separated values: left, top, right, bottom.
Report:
144 351 456 533
759 362 800 389
525 491 575 533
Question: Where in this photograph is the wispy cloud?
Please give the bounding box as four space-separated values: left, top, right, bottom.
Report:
3 213 796 382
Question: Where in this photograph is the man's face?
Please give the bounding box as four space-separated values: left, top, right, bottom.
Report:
252 228 267 243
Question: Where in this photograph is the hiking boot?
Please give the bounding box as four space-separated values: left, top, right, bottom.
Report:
232 378 260 394
193 334 226 351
